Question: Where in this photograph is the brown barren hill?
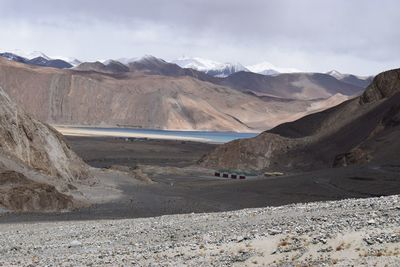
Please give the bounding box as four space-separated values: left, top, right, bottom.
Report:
0 58 352 131
200 68 400 171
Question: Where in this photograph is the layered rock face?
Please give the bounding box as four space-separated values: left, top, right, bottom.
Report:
200 68 400 171
0 87 88 181
0 86 90 211
360 68 400 104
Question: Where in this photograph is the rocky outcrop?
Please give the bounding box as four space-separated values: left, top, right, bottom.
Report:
360 69 400 104
333 148 371 167
0 87 89 182
0 86 91 211
201 68 400 171
0 171 74 211
199 133 303 170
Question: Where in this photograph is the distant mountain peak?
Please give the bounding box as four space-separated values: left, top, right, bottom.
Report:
8 49 50 60
0 49 74 69
27 51 50 60
246 61 301 75
138 55 165 63
171 57 249 77
326 70 345 79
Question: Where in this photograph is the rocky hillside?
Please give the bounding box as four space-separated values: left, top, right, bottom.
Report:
200 68 400 171
0 58 351 131
0 86 90 211
0 87 89 181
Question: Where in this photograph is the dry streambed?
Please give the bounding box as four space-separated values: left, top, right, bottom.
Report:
0 195 399 266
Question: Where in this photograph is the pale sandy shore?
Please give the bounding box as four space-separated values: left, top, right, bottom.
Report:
54 126 212 142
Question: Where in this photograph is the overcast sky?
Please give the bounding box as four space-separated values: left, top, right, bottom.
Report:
0 0 399 75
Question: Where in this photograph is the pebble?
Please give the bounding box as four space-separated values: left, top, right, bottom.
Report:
0 195 398 266
68 240 82 248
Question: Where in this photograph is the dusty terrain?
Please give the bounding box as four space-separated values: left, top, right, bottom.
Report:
65 136 217 168
1 136 399 223
0 195 398 266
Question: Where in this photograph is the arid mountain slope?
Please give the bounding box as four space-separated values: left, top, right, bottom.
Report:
340 75 374 88
219 71 365 100
0 86 90 211
200 68 400 171
0 58 350 131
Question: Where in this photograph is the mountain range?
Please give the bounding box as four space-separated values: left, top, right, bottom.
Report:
0 50 373 80
0 50 375 132
0 52 74 69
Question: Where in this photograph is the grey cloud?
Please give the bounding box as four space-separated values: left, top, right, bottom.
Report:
0 0 399 75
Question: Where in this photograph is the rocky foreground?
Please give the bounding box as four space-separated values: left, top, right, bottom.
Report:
0 195 399 266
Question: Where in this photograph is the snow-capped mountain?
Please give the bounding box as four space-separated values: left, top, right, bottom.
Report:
246 61 301 76
26 51 51 60
326 70 347 80
171 57 249 77
1 49 82 67
172 57 224 71
171 57 302 77
326 70 371 81
8 49 51 60
0 50 73 69
114 57 139 65
0 52 27 63
56 57 82 67
326 70 374 88
205 63 249 78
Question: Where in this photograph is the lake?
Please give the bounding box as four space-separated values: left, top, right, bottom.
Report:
54 126 259 144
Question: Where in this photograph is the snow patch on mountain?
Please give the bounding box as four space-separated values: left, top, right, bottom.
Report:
246 61 301 75
171 57 249 77
326 70 371 80
9 49 51 60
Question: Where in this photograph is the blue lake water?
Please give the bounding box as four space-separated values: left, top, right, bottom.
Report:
68 127 259 143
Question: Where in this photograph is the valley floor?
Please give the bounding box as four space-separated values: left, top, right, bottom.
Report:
1 136 399 223
0 195 399 266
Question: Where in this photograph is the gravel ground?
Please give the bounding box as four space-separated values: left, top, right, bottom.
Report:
0 195 399 266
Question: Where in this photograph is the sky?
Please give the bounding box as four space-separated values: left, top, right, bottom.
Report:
0 0 399 75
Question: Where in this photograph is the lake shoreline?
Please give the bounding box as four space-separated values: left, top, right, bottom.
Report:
53 125 258 143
